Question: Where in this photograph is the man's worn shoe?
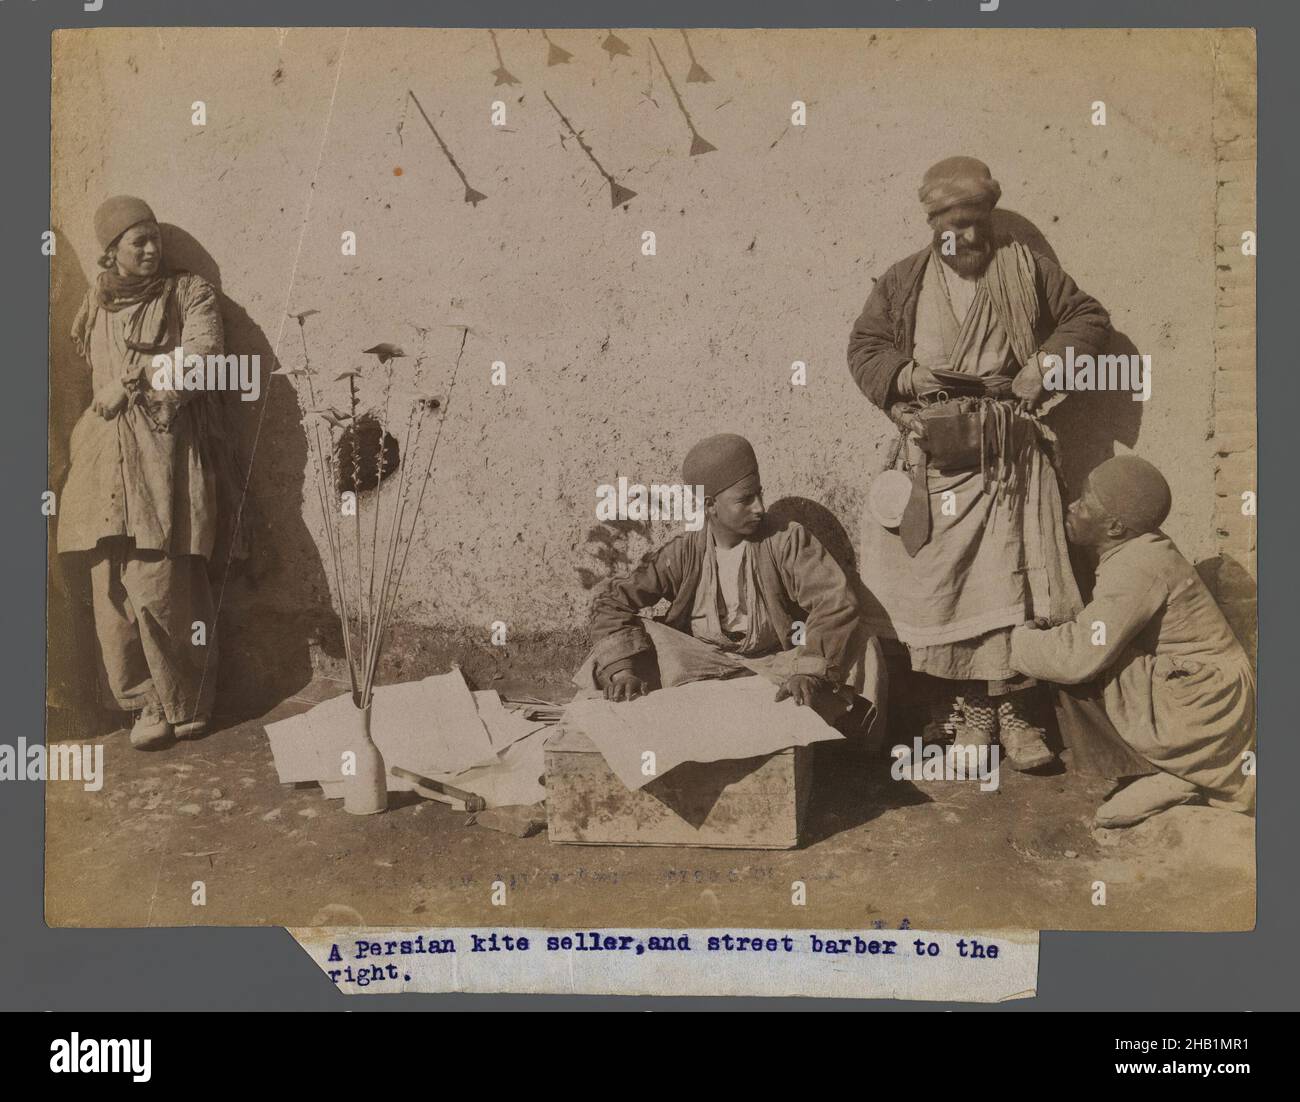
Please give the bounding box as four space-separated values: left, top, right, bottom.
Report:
1095 772 1200 828
923 695 966 744
951 717 994 748
129 703 172 749
999 727 1054 771
173 718 209 741
959 691 998 744
996 696 1054 771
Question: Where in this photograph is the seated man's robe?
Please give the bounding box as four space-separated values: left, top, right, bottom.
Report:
577 519 880 718
1009 532 1255 811
849 240 1110 687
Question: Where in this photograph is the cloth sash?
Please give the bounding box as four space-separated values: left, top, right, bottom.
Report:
964 240 1040 370
72 270 177 361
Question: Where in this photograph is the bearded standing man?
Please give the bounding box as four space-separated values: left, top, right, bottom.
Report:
847 157 1112 769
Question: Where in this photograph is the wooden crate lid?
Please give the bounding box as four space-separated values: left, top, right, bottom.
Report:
544 722 598 753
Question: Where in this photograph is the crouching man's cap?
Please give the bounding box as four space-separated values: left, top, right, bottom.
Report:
683 434 759 499
1089 455 1172 534
918 156 1001 217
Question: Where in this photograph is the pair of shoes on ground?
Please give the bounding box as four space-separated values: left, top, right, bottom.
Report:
128 704 209 749
941 694 1054 772
1095 772 1200 828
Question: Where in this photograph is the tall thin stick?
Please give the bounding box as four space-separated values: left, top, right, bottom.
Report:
361 402 422 708
290 319 462 711
362 328 468 701
364 356 396 674
298 321 358 696
361 401 430 708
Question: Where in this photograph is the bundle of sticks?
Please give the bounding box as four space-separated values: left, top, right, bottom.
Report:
277 315 467 710
502 695 564 724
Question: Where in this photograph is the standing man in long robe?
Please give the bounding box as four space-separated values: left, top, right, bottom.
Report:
57 196 232 748
847 156 1112 769
1009 456 1255 827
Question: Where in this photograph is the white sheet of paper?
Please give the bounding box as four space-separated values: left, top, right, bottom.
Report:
265 667 497 790
429 728 549 808
563 676 844 790
472 690 546 755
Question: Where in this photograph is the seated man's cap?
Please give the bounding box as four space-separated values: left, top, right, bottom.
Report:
1088 455 1172 534
918 156 1001 217
94 195 157 250
682 433 759 499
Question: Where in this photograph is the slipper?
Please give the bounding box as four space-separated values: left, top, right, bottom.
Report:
129 703 172 749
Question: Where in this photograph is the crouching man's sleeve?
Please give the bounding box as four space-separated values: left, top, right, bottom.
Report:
1011 559 1168 685
773 523 862 683
587 537 689 683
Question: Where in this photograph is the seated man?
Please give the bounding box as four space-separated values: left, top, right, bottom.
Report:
1009 456 1256 828
579 433 875 728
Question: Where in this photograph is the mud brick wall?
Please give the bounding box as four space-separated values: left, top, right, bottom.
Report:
48 28 1257 704
1209 28 1257 661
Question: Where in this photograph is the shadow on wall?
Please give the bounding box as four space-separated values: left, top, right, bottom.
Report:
47 230 100 738
1047 332 1146 500
576 517 654 593
1196 553 1258 665
160 226 331 721
1046 329 1146 602
767 493 906 663
994 212 1147 497
995 211 1147 600
767 496 858 581
993 209 1059 265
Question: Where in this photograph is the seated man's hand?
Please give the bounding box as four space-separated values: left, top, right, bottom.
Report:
774 673 825 708
604 669 648 702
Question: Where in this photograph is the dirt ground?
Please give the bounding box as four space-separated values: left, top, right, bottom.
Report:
44 644 1255 934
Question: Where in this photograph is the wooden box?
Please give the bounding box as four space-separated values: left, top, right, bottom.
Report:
544 725 814 849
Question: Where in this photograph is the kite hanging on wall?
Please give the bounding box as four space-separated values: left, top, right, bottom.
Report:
650 37 717 156
542 30 574 67
679 29 715 83
601 30 632 60
488 29 521 86
407 89 489 206
544 90 638 209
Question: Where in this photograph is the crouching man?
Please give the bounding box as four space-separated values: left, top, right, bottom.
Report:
1009 456 1255 828
576 433 878 730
